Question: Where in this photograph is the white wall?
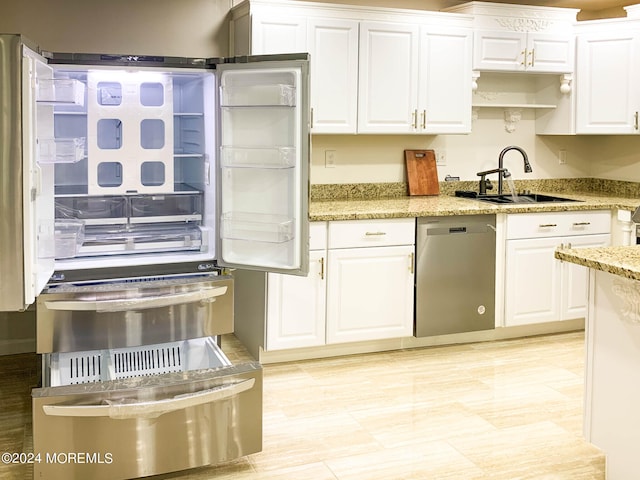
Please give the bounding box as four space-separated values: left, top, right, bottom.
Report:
0 0 232 57
588 136 640 182
312 110 595 184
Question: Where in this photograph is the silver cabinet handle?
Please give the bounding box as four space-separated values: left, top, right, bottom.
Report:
421 110 426 129
43 286 227 313
365 231 387 236
573 222 591 226
529 48 535 67
538 224 557 228
409 252 415 274
319 257 325 280
42 378 255 419
411 109 418 129
520 49 527 66
634 111 639 130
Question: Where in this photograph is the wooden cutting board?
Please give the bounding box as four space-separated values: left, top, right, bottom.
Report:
405 149 439 196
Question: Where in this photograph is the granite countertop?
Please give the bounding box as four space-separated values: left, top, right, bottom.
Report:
555 246 640 281
310 191 640 221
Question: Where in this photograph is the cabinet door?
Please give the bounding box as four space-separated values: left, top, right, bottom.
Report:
326 245 414 344
560 234 611 320
418 26 472 134
505 237 561 326
358 22 419 133
251 15 307 54
527 33 574 73
308 18 359 134
576 31 640 134
473 30 527 71
266 250 326 350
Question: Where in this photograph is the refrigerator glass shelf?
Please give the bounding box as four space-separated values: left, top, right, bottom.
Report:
220 146 295 169
220 212 294 244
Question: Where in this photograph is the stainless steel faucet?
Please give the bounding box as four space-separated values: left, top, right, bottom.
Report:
497 146 532 195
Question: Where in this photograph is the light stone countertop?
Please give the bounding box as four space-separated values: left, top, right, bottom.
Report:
309 191 640 221
555 246 640 281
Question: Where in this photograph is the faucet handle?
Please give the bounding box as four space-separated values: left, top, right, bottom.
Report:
485 178 494 191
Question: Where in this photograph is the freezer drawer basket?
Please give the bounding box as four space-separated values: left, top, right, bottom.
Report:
112 343 183 379
50 337 230 387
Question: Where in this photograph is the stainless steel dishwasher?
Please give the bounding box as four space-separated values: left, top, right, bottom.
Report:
415 215 496 337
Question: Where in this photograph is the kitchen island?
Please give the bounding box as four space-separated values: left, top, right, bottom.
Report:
555 245 640 479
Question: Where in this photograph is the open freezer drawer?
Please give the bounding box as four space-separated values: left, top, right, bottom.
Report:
32 356 262 480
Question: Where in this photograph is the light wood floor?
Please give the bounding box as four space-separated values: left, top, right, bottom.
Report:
0 331 605 479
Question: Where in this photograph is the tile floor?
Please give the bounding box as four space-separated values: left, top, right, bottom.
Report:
0 331 605 480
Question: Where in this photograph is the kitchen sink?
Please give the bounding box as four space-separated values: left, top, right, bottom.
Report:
455 191 582 204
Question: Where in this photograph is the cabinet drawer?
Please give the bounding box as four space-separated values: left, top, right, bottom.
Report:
309 222 327 251
506 210 611 239
328 218 415 249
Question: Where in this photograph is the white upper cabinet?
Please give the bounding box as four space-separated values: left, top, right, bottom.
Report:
358 21 472 134
473 30 574 73
358 22 420 134
446 2 577 73
575 19 640 134
307 18 359 134
419 26 472 134
251 15 307 54
230 0 473 135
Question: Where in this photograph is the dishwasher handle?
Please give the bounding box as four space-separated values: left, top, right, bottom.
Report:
41 378 255 419
424 224 493 236
43 286 228 313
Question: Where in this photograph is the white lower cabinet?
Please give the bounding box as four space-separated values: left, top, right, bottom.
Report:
326 244 415 344
504 211 611 327
265 218 415 350
265 249 326 350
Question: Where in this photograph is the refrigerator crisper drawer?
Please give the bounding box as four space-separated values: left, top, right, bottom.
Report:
36 276 233 354
32 361 262 480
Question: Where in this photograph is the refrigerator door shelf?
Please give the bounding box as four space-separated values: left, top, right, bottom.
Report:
220 146 296 169
221 83 296 107
37 137 86 164
36 78 85 106
220 212 294 244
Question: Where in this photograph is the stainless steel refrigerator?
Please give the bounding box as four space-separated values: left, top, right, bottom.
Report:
0 34 309 479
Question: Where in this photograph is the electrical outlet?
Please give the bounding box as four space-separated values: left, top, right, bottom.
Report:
325 150 336 168
436 151 447 166
558 149 567 165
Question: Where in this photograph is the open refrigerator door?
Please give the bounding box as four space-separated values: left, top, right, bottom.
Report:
216 57 310 276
